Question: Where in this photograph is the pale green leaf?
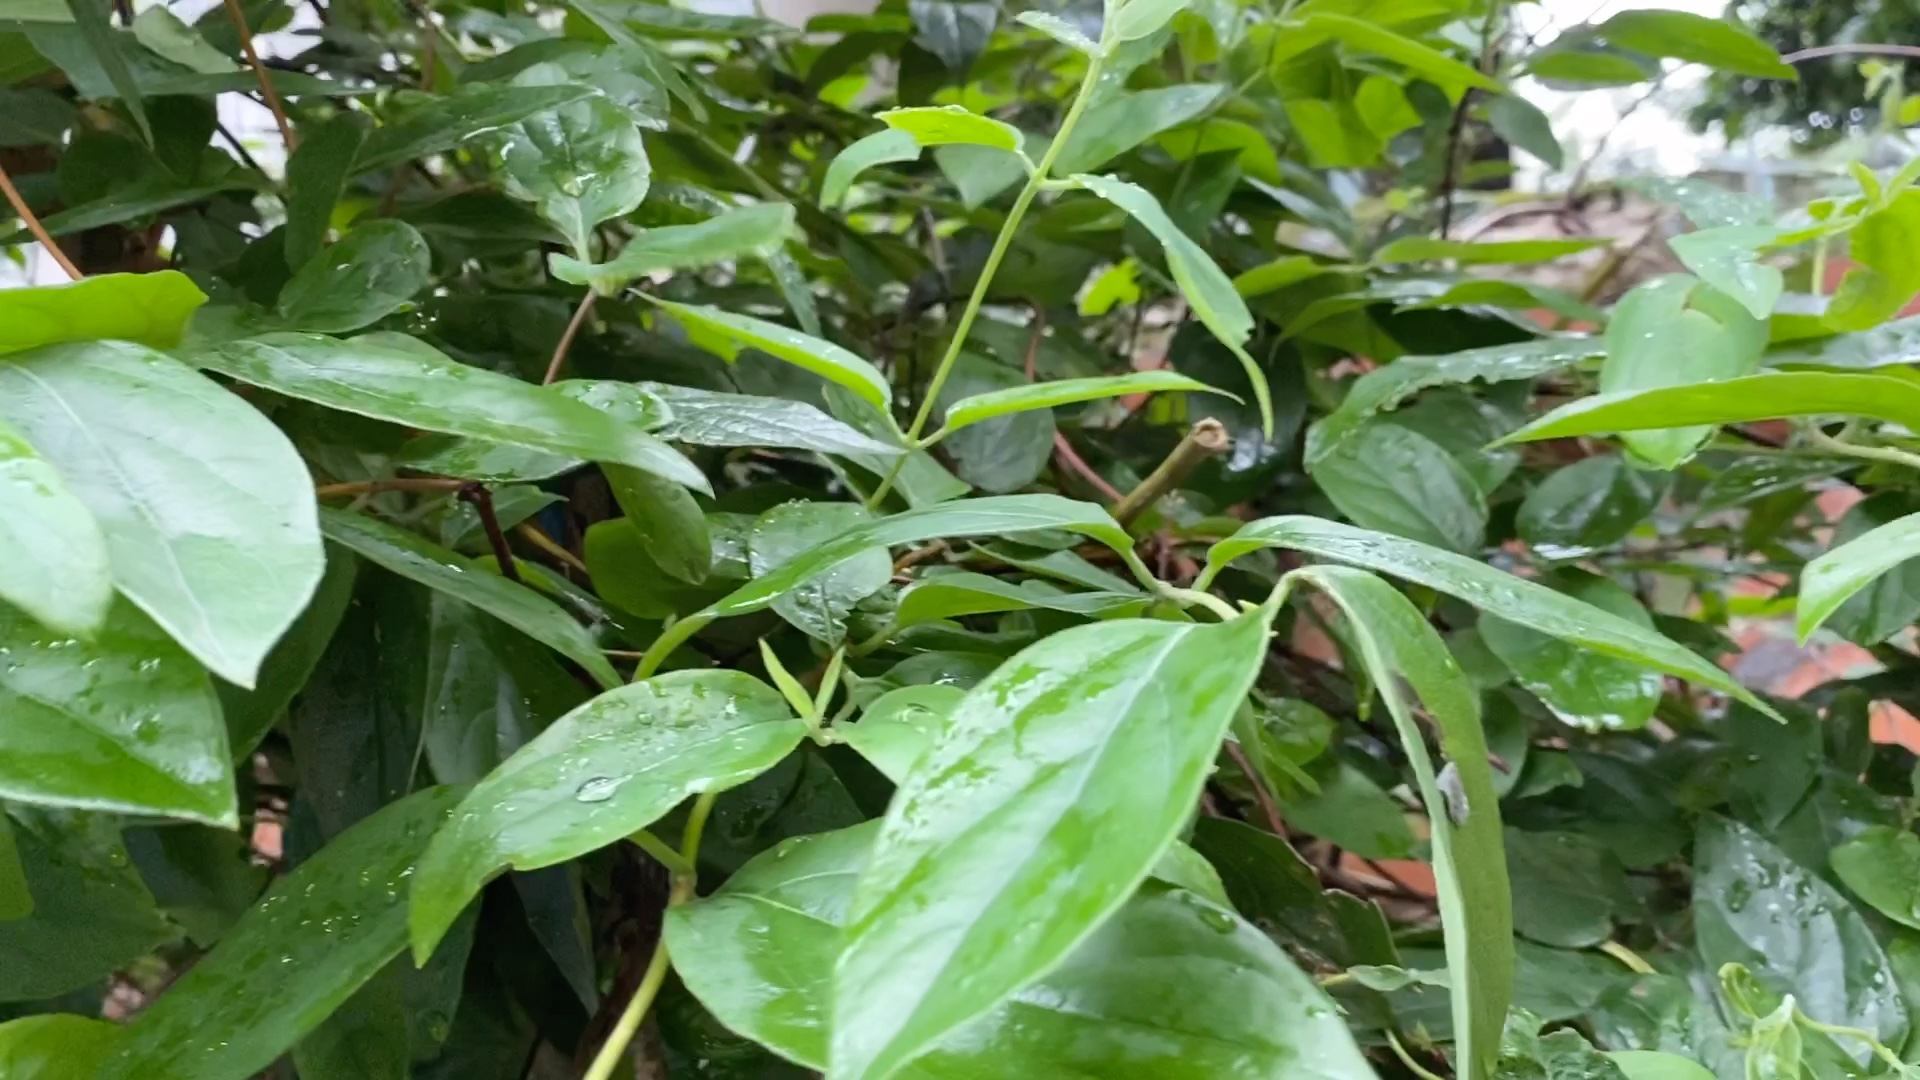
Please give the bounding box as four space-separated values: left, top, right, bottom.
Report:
1593 9 1795 79
1668 225 1783 320
934 370 1229 437
0 271 206 355
649 297 892 412
1014 9 1097 53
878 104 1024 152
821 128 920 209
1372 236 1602 266
548 203 795 294
1499 371 1920 446
1800 509 1920 643
0 418 108 635
1301 12 1502 95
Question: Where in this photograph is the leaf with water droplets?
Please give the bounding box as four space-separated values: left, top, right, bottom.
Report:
493 62 650 260
0 341 324 688
0 1014 126 1078
352 82 599 175
749 501 890 646
666 823 1372 1078
408 670 807 961
102 786 465 1080
648 298 892 413
838 684 965 784
830 609 1273 1080
0 416 109 637
1480 570 1663 733
277 221 432 334
0 598 234 825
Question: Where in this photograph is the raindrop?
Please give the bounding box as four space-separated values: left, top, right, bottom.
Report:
575 776 622 802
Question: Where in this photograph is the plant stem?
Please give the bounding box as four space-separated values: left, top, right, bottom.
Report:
1386 1031 1448 1080
545 292 598 384
0 160 81 281
867 53 1107 508
1112 418 1230 527
314 477 467 498
457 483 521 582
584 792 716 1080
1598 940 1655 974
1160 585 1238 621
223 0 297 152
1804 424 1920 473
628 828 695 878
516 522 587 574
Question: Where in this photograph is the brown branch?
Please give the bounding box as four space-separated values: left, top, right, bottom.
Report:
458 483 521 582
545 292 598 385
1054 433 1126 503
314 477 466 498
1112 419 1230 527
1224 740 1285 836
223 0 297 152
0 159 80 281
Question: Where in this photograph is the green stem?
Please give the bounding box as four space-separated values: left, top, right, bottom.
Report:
1804 423 1920 473
867 52 1108 508
636 613 713 681
584 792 718 1080
628 829 694 878
1386 1031 1448 1080
1792 1009 1910 1074
1159 585 1238 621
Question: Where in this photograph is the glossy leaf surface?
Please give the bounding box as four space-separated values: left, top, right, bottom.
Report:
650 298 892 411
1799 508 1920 643
0 270 206 354
277 221 432 333
0 417 108 635
549 203 794 294
1501 371 1920 445
936 370 1227 436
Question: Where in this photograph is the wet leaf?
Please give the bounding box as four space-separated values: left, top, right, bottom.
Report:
0 271 206 355
278 221 432 334
0 417 108 636
549 203 794 294
1480 570 1663 732
494 62 649 259
749 501 891 645
1831 825 1920 931
0 1015 125 1079
650 298 892 413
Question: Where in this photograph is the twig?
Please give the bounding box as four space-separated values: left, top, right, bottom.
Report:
314 477 466 498
457 483 521 581
0 159 81 281
1224 741 1285 835
214 120 269 178
1805 424 1920 473
1387 1031 1449 1080
1054 434 1126 502
517 522 587 574
1112 419 1229 527
893 540 949 574
544 292 598 385
1782 43 1920 64
1436 0 1504 237
223 0 297 152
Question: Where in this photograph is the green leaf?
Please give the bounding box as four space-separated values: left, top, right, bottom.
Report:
666 824 1373 1077
1481 571 1663 732
1506 371 1920 450
1291 566 1511 1080
398 377 671 483
282 113 371 272
278 220 432 334
1800 507 1920 643
1372 236 1602 266
838 685 965 783
646 382 904 457
1515 455 1663 553
1486 94 1563 170
1668 225 1783 320
1694 816 1907 1051
1013 9 1097 53
407 671 807 961
318 508 621 689
1831 825 1920 931
353 83 598 174
1825 189 1920 331
1055 84 1224 175
1599 275 1766 468
0 87 76 147
1525 47 1655 87
1821 493 1920 646
1277 758 1415 859
213 545 354 757
749 501 891 645
0 600 235 823
649 298 892 412
609 465 710 584
934 370 1228 437
495 62 649 259
830 609 1273 1080
0 1015 125 1079
1300 12 1502 96
1312 421 1486 553
1505 829 1637 949
1108 0 1189 43
4 177 253 242
1187 817 1397 970
548 203 795 295
1203 515 1775 715
821 128 920 209
1592 9 1795 79
0 341 322 688
102 787 465 1080
878 104 1024 152
0 270 206 355
0 813 27 922
1607 1051 1717 1080
128 7 233 74
893 571 1146 630
0 807 177 1002
1072 172 1272 435
0 418 108 636
192 333 709 493
66 0 147 142
1309 337 1602 465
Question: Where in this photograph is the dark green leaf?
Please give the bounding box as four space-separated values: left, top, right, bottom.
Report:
0 87 76 147
645 383 903 457
495 62 649 259
282 113 369 272
277 220 431 333
1505 829 1636 949
1831 825 1920 931
408 670 806 960
1592 9 1795 79
1187 816 1399 970
1481 571 1663 732
1516 455 1663 552
66 0 148 142
0 271 206 355
1486 94 1563 169
1055 85 1225 175
1300 13 1502 95
1277 758 1415 859
609 463 710 584
892 572 1145 630
1312 420 1487 553
907 0 994 69
353 83 598 175
216 547 357 758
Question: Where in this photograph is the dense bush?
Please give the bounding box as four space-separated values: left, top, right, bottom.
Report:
6 0 1920 1077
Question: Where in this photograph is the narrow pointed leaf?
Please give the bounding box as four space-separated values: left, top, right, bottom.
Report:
1830 825 1920 931
1498 371 1920 445
1800 509 1920 643
66 0 147 142
936 371 1230 436
1109 0 1188 42
831 609 1273 1080
319 508 620 689
282 113 370 272
549 203 795 294
1072 173 1273 435
0 271 206 355
408 670 807 960
1292 565 1510 1079
822 128 920 208
645 383 905 457
0 814 27 922
102 787 465 1080
1205 516 1774 716
878 104 1023 151
277 221 432 334
1301 13 1502 95
893 571 1146 629
0 418 108 635
1014 9 1096 53
0 342 323 688
192 333 709 493
1372 237 1601 266
649 298 892 412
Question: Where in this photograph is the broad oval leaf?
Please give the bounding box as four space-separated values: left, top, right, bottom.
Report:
495 62 649 260
1592 8 1795 79
1515 454 1663 553
1073 173 1272 435
1311 421 1487 554
549 202 795 294
1800 509 1920 643
0 600 234 824
1203 515 1774 716
830 609 1273 1080
1668 224 1782 321
0 341 323 688
666 823 1374 1078
352 82 599 174
0 417 108 635
878 104 1024 152
649 298 893 412
1291 565 1511 1080
283 113 370 272
750 501 891 645
0 1015 125 1079
1599 275 1766 468
646 383 905 457
408 670 807 960
822 128 921 209
1055 84 1225 175
191 332 709 492
318 508 621 689
1480 571 1663 732
1501 370 1920 446
608 463 710 584
0 270 206 355
102 786 466 1080
1830 825 1920 931
838 685 965 784
1108 0 1189 43
935 370 1230 437
277 220 432 334
1013 9 1097 53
